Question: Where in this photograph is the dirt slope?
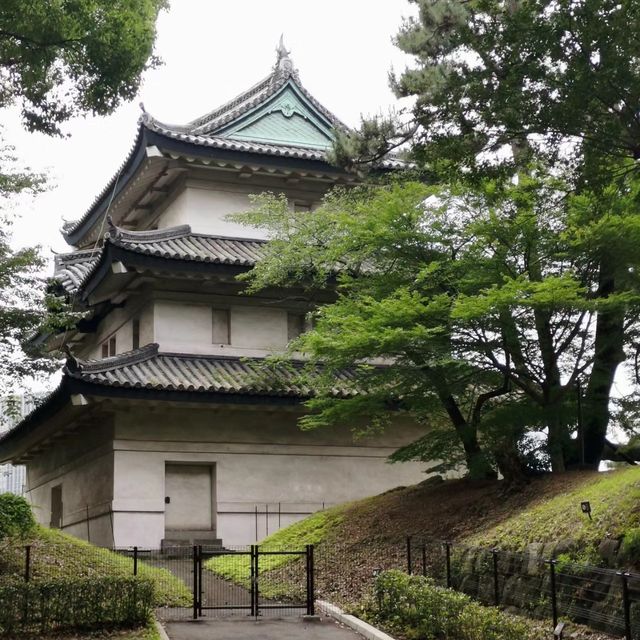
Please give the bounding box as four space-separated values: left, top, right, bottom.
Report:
232 468 640 606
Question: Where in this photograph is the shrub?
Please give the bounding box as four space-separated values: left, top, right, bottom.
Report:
367 570 537 640
0 576 154 636
0 494 35 540
621 527 640 563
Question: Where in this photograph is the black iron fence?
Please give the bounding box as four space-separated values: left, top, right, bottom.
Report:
8 537 640 638
16 542 315 623
405 536 640 640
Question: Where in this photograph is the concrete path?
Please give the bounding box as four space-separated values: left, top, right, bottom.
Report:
163 616 364 639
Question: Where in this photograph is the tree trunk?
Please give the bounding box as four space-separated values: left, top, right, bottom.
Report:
492 439 528 486
582 257 626 468
428 372 496 479
583 324 625 465
547 409 567 473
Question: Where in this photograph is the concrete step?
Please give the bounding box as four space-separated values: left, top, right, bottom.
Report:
161 537 223 551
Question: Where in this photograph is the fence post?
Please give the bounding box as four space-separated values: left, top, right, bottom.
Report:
253 545 260 618
548 560 558 630
491 549 500 605
620 571 632 640
306 544 315 615
133 546 138 576
250 545 257 617
24 545 31 582
445 542 452 588
198 545 203 616
422 542 427 578
406 536 412 575
192 545 198 620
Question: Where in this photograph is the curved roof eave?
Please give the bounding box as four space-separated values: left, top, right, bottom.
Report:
61 124 357 249
63 125 149 246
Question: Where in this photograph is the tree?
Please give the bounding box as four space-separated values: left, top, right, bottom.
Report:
234 164 640 479
330 0 640 471
0 0 165 391
0 137 56 391
235 184 539 482
0 0 166 135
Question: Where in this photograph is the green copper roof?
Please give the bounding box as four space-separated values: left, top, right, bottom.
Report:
216 82 335 149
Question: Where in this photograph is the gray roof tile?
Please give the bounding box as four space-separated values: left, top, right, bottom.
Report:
67 343 357 398
143 116 406 169
53 250 100 295
109 224 267 265
54 226 267 296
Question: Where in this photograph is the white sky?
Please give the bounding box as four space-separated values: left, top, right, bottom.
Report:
5 0 416 256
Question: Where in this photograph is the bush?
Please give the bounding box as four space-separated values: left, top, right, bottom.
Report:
0 576 154 636
0 494 35 540
366 570 537 640
621 527 640 562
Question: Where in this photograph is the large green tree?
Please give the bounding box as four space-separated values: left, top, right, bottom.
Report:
0 0 166 392
235 184 531 482
0 0 166 135
328 0 640 471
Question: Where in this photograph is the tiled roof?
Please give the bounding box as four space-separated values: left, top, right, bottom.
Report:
66 343 358 398
54 226 267 297
53 250 100 295
142 116 406 169
62 47 406 246
107 224 267 266
187 42 347 136
0 344 360 460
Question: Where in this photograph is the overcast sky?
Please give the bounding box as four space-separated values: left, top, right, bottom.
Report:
5 0 416 256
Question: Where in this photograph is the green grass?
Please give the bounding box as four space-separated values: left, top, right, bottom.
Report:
205 506 344 594
29 618 162 640
0 526 191 607
467 467 640 561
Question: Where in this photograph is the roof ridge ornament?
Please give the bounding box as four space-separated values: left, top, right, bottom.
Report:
62 345 81 374
105 215 122 241
273 35 297 83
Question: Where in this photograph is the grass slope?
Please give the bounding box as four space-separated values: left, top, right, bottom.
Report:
206 507 344 597
207 468 640 605
22 619 162 640
468 466 640 561
0 526 191 607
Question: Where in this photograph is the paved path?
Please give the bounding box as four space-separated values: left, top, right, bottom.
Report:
163 616 364 639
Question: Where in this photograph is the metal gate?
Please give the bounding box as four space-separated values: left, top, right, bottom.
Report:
192 544 315 618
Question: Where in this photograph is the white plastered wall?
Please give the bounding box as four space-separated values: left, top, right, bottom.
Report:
26 420 115 547
153 300 288 356
156 179 323 239
158 186 268 239
112 406 428 548
81 300 154 360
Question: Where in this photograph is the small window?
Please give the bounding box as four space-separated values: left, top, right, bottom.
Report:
50 484 63 529
212 308 230 345
132 318 140 350
109 336 116 356
101 343 109 359
287 312 306 341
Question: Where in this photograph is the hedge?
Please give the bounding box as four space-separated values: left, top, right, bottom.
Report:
366 570 537 640
0 576 154 636
0 494 35 540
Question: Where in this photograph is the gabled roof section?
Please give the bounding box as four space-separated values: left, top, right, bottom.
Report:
188 37 348 141
62 39 404 248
